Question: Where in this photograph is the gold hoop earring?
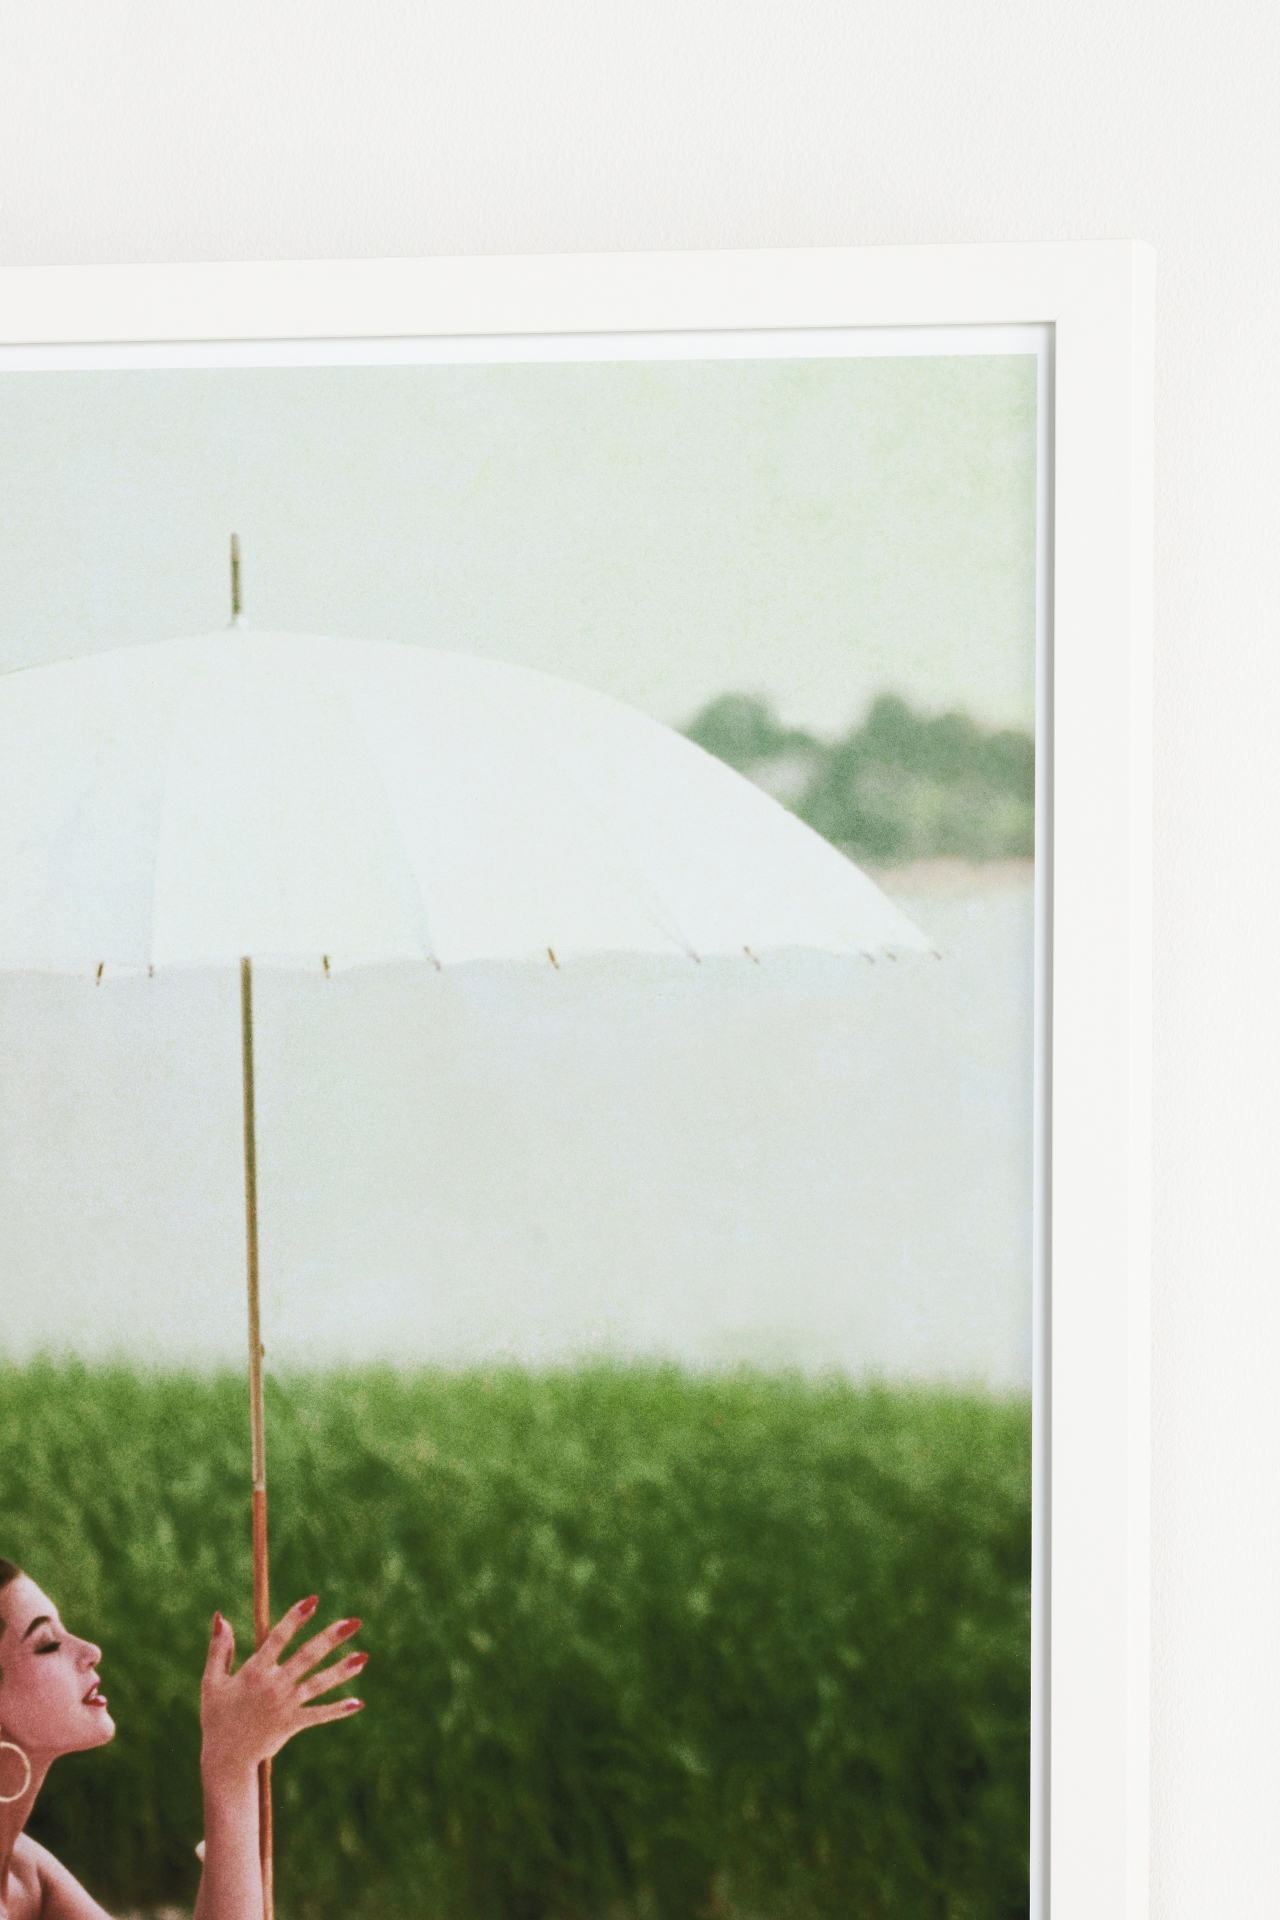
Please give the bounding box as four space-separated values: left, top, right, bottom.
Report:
0 1737 32 1804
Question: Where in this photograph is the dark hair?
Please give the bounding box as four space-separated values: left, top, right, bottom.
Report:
0 1559 21 1680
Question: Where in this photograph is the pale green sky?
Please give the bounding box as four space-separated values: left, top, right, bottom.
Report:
0 354 1037 734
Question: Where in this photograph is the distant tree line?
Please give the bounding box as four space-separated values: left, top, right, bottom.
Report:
684 691 1035 865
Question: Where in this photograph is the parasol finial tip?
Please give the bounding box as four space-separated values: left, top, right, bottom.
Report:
230 533 246 628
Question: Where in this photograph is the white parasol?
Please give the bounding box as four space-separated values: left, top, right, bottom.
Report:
0 552 930 1912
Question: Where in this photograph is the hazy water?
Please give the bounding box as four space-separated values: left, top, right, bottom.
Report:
0 878 1033 1386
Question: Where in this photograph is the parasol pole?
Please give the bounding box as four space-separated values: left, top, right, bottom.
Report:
240 954 274 1920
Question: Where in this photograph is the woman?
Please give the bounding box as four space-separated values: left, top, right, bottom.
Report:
0 1558 365 1920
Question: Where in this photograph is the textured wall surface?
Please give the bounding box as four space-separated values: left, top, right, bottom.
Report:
3 5 1277 1910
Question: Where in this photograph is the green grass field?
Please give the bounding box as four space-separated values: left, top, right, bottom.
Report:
0 1362 1030 1920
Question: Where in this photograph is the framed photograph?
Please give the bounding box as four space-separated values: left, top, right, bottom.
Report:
0 243 1152 1920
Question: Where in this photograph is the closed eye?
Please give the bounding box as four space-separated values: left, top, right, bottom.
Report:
34 1641 62 1655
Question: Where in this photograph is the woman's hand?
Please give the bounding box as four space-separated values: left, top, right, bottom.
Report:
200 1596 366 1792
194 1598 365 1920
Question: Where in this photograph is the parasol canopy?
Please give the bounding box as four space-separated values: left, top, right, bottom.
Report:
0 631 929 974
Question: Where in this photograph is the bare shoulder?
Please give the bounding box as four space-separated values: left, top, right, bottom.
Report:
12 1835 114 1920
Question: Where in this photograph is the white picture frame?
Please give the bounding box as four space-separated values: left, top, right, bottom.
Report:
0 241 1155 1920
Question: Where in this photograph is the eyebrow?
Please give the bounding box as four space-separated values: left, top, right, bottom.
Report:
21 1615 53 1641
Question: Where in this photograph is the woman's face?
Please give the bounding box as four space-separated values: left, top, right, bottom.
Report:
0 1575 115 1758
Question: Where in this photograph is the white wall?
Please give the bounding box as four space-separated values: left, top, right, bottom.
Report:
3 5 1276 1911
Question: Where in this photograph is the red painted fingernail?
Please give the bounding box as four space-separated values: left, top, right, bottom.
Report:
337 1616 362 1637
213 1610 225 1633
344 1698 364 1712
347 1651 369 1671
299 1596 319 1617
